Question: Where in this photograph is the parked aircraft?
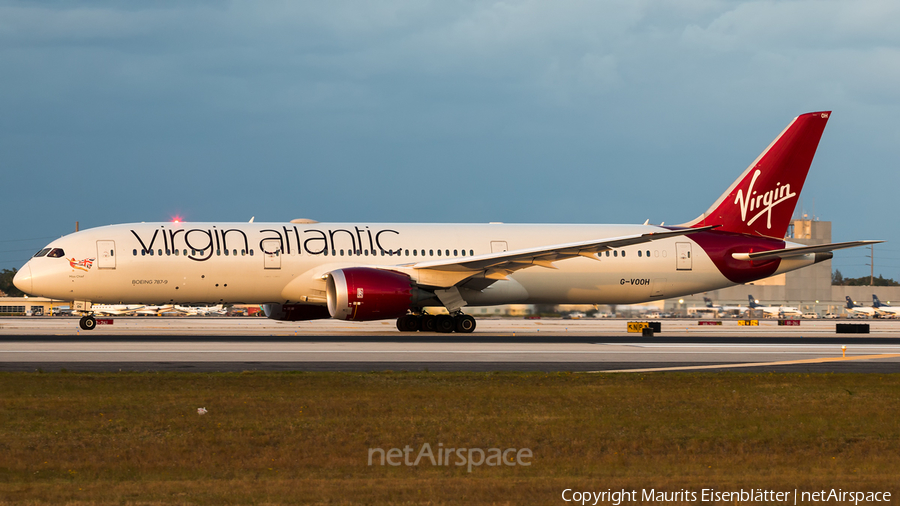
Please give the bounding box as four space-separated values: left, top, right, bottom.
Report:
704 297 748 314
845 296 877 317
13 112 880 332
747 295 801 317
871 295 900 318
91 304 147 316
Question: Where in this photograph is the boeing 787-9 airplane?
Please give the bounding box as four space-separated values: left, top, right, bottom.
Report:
14 112 879 332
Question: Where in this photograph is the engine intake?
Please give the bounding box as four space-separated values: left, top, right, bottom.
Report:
325 268 429 321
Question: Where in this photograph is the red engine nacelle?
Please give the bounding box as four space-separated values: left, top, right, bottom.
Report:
325 268 424 321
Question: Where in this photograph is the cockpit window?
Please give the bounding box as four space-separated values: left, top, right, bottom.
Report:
33 248 51 258
47 248 66 258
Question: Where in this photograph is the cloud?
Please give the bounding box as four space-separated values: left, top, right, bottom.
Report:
1 1 899 275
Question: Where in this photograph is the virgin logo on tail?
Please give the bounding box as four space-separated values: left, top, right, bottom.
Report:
733 169 797 230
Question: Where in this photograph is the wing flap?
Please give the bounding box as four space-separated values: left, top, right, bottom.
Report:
409 225 718 287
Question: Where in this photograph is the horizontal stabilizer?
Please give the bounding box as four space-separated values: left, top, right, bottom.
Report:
731 240 882 261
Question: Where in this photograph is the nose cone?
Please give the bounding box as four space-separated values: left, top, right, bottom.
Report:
13 264 33 294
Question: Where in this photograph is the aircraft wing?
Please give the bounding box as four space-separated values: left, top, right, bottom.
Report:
731 240 882 262
407 225 717 286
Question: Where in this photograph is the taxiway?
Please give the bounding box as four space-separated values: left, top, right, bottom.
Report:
1 317 899 373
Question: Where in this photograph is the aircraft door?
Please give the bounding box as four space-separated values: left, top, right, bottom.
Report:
491 241 508 253
97 240 116 269
262 239 282 269
676 242 692 271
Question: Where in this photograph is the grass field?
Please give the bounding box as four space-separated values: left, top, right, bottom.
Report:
1 371 898 505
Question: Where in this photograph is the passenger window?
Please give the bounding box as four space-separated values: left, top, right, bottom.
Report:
47 248 65 258
174 249 179 257
33 248 51 257
250 250 254 256
133 249 137 256
614 251 618 257
469 250 473 256
646 250 650 257
233 249 237 256
605 251 610 257
413 250 417 256
437 250 441 256
430 250 433 256
340 249 344 256
445 250 449 256
622 251 626 257
158 249 163 256
461 250 466 256
638 250 642 257
141 250 146 256
364 250 369 256
454 250 458 256
149 249 154 256
405 249 409 256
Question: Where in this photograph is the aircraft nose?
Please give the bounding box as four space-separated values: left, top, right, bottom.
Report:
13 263 33 294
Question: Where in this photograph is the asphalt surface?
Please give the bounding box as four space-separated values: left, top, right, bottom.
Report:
2 317 899 373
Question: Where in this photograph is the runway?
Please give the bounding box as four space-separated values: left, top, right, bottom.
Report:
2 317 900 373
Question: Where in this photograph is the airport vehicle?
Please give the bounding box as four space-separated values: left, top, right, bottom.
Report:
845 296 876 318
747 295 802 318
801 312 819 319
13 112 880 332
872 295 900 318
824 312 839 319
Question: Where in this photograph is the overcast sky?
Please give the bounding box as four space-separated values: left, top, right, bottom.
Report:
2 1 899 279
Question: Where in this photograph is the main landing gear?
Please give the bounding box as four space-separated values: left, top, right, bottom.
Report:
79 315 97 330
396 313 476 333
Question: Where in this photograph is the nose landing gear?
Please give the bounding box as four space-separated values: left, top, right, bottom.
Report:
396 312 476 333
79 315 97 330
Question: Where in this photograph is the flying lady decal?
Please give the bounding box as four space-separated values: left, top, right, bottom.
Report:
69 258 95 272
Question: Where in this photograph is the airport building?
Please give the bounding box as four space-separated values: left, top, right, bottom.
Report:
0 297 68 316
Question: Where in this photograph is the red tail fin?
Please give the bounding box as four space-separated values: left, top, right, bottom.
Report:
687 112 831 238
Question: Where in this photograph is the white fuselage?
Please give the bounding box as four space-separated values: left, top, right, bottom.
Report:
18 222 816 309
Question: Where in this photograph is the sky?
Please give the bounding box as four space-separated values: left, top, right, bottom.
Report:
1 0 899 279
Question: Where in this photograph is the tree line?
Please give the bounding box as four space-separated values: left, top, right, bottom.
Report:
0 268 25 297
832 269 900 286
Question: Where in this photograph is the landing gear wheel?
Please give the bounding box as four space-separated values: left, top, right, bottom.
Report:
421 315 436 332
79 315 96 331
455 314 476 333
435 315 455 333
396 315 420 332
